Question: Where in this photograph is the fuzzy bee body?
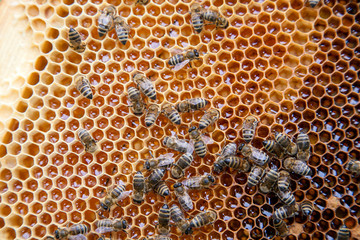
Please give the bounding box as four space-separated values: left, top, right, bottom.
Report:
98 5 116 37
162 103 181 125
213 143 237 174
284 157 312 176
223 156 251 172
337 225 350 240
190 4 204 33
136 0 149 4
175 98 209 112
275 132 298 156
128 86 145 116
247 166 265 187
147 168 166 188
95 218 128 233
182 174 215 190
273 218 289 237
187 210 217 234
344 159 360 177
278 170 291 192
300 200 313 216
297 133 310 161
68 28 86 53
163 136 193 153
242 115 259 143
273 204 299 220
153 181 170 197
170 205 190 234
145 104 160 127
259 166 278 194
158 204 171 235
132 171 145 204
75 75 93 99
174 183 193 212
114 16 130 45
238 143 269 166
171 152 193 179
99 183 131 213
54 224 89 240
78 129 97 153
277 190 296 206
199 109 220 129
263 140 285 159
203 10 229 29
144 153 174 171
168 49 200 71
133 72 156 100
213 158 226 174
189 126 207 158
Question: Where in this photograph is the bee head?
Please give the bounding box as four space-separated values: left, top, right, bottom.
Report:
173 182 182 188
162 137 169 145
207 175 215 183
188 126 196 133
100 202 109 211
238 143 245 151
185 227 193 235
193 50 199 57
54 230 61 240
122 219 129 228
213 163 223 174
273 218 281 225
144 161 151 170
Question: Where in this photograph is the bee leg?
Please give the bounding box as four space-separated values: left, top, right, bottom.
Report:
188 62 192 68
115 202 122 208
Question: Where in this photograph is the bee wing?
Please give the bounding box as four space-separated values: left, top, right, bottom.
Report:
170 48 184 55
188 140 195 154
157 158 175 167
96 227 115 234
202 135 214 145
115 190 132 201
118 180 125 186
173 59 191 71
160 152 174 158
68 235 87 240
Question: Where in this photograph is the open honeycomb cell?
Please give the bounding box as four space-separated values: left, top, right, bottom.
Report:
0 0 359 239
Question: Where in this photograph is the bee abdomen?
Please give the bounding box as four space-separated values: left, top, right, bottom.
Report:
69 28 81 43
143 87 156 100
199 119 210 129
133 171 145 191
337 225 350 240
300 200 313 216
194 141 206 158
168 54 184 66
116 27 129 45
145 114 156 127
247 167 264 187
177 153 193 169
153 181 170 197
98 24 108 37
243 129 255 143
111 185 126 198
69 224 89 235
168 111 181 125
191 12 203 33
203 11 217 22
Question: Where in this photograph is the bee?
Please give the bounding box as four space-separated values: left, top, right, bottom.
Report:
153 181 170 197
273 204 299 220
163 136 193 154
144 152 174 171
199 109 220 130
168 49 200 71
182 174 216 190
173 183 193 212
297 133 311 161
132 171 145 204
247 166 265 188
133 72 157 100
162 103 181 125
146 168 166 189
98 5 116 37
259 166 279 194
277 190 296 206
306 0 320 8
98 235 111 240
175 98 209 113
75 75 93 100
170 205 190 235
278 170 291 192
223 156 251 173
262 140 285 159
300 200 313 216
128 86 145 116
242 115 259 143
157 204 171 235
95 218 128 234
188 126 207 158
54 223 89 240
145 104 160 127
337 225 350 240
135 0 149 5
78 129 97 153
187 210 217 234
275 132 298 156
283 157 312 176
238 143 269 166
68 28 86 53
143 237 171 240
190 3 204 33
99 181 132 213
344 159 360 177
213 143 237 174
113 16 130 45
170 153 193 179
273 218 289 237
203 9 229 29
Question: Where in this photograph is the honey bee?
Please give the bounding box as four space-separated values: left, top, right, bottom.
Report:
99 181 132 213
262 140 285 159
223 156 251 173
157 204 171 235
162 103 181 125
78 129 97 153
203 9 229 29
170 153 193 179
247 166 265 188
238 143 269 166
98 5 116 37
277 190 296 206
283 157 312 176
273 204 299 220
135 0 149 5
163 136 194 154
170 205 190 235
144 152 174 171
306 0 320 8
54 223 89 240
113 16 130 45
173 183 193 212
259 166 279 194
75 75 93 100
273 218 289 237
344 159 360 177
275 132 298 156
199 109 220 130
213 143 237 174
168 49 200 71
146 168 166 189
300 200 313 216
182 174 216 190
187 210 217 234
278 170 291 192
175 98 209 113
145 104 160 127
128 86 145 116
190 3 204 33
68 28 86 53
95 218 128 234
337 225 350 240
132 171 145 204
98 235 111 240
153 181 170 197
133 72 157 100
188 126 210 158
143 236 171 240
297 133 311 161
242 115 259 143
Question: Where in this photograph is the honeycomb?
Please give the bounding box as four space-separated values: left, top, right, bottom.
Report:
0 0 360 239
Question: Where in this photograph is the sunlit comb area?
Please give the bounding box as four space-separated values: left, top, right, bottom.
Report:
0 0 359 239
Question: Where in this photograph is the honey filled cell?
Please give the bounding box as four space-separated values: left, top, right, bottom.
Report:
0 0 360 239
